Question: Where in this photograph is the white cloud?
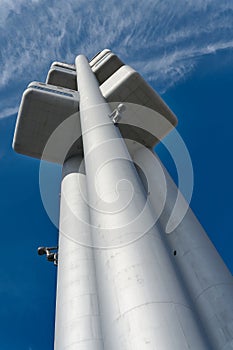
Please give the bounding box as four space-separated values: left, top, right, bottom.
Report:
0 0 43 29
0 0 232 116
0 106 18 119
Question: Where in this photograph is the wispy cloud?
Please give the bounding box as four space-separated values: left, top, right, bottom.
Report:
0 106 18 119
0 0 232 115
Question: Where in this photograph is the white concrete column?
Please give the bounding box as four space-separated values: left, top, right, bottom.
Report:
133 146 233 350
75 55 209 350
54 156 104 350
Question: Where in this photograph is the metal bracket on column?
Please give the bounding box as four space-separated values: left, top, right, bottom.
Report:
108 103 126 125
37 246 58 266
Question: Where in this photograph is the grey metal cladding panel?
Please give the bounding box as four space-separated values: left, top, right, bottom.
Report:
46 57 123 89
46 69 77 90
140 83 177 126
104 70 177 127
93 56 124 85
100 67 177 148
89 49 111 67
51 61 76 71
119 124 157 149
13 88 79 160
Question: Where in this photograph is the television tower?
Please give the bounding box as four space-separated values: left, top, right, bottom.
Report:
13 50 233 349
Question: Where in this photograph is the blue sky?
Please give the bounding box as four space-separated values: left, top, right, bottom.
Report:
0 1 233 349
